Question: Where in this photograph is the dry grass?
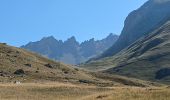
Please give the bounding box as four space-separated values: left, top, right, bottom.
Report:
83 87 170 100
0 83 170 100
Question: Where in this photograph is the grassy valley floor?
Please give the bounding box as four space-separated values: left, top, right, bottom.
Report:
0 82 170 100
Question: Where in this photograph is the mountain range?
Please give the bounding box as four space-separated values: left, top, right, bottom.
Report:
21 33 118 64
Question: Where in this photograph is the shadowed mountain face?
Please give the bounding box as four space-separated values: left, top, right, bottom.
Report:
21 34 118 64
98 0 170 59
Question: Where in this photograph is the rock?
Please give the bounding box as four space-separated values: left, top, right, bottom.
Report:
14 69 25 75
0 73 4 77
14 81 21 84
79 80 91 84
64 71 69 74
96 95 108 99
44 63 53 68
35 71 39 73
24 64 32 67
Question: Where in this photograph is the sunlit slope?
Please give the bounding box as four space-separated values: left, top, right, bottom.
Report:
0 43 156 87
0 43 94 83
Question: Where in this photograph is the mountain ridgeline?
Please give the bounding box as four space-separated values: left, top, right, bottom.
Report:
21 33 118 64
98 0 170 59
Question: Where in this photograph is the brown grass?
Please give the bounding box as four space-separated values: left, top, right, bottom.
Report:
0 83 170 100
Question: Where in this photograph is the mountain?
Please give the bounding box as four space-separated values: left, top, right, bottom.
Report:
97 0 170 59
80 0 170 84
21 33 118 64
82 19 170 84
104 19 170 84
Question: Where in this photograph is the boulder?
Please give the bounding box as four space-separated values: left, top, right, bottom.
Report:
14 69 25 75
44 63 53 68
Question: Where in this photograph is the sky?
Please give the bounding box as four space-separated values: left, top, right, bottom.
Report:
0 0 148 47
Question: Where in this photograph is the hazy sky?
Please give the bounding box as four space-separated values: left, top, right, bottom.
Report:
0 0 148 46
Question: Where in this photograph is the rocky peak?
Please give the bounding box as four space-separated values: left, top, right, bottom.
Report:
67 36 76 42
41 36 57 41
64 36 79 46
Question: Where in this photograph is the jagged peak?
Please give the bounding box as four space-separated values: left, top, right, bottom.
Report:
66 36 77 42
89 38 95 41
64 36 79 45
41 36 57 41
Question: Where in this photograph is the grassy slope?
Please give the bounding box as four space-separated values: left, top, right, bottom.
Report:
81 21 170 84
0 43 113 86
0 43 157 87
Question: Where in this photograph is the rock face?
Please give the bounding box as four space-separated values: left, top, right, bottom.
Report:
99 0 170 59
21 34 118 64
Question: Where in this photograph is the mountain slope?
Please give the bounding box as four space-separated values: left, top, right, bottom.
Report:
98 0 170 59
83 20 170 84
0 43 159 87
0 43 155 86
104 20 170 83
0 43 94 83
21 34 118 64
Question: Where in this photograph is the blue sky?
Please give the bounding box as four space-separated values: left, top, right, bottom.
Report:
0 0 148 46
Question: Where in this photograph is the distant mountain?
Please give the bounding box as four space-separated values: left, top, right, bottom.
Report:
21 33 118 64
98 0 170 59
